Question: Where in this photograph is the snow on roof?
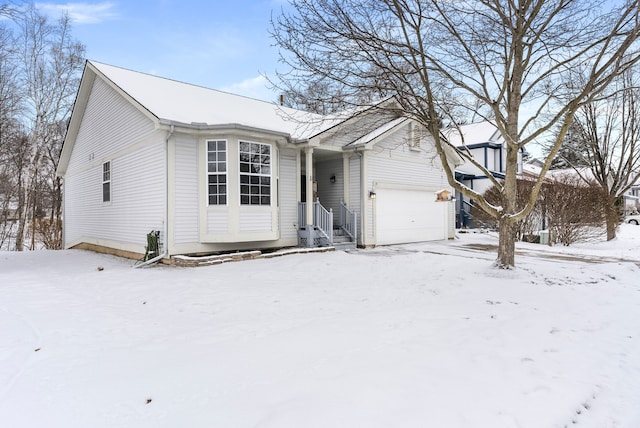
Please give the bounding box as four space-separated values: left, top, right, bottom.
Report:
346 117 408 147
89 61 329 140
443 121 503 146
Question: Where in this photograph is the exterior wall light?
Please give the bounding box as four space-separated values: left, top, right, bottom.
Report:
369 191 377 199
330 174 336 184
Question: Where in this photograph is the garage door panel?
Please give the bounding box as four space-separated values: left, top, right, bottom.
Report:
376 188 446 245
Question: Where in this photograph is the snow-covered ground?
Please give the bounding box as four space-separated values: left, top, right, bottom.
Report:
1 226 640 428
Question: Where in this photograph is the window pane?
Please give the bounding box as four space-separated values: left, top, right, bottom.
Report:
239 141 271 205
219 195 226 205
207 140 227 206
103 182 110 202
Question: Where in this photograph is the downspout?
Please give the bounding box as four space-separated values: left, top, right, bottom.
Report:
134 124 174 268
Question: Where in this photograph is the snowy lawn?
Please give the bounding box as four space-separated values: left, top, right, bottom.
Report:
1 226 640 427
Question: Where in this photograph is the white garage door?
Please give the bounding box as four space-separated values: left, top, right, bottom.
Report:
375 188 447 245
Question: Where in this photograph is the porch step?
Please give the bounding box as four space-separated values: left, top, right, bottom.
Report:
333 235 352 243
332 241 357 251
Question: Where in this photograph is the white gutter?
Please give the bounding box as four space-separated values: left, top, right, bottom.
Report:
134 124 174 268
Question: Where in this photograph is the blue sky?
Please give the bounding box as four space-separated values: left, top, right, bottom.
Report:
37 1 288 102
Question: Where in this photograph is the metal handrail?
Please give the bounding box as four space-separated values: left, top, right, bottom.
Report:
314 200 333 244
298 200 333 245
339 201 357 241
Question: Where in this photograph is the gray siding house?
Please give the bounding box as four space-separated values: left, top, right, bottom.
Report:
57 61 462 260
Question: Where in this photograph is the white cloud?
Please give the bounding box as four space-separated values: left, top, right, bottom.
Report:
36 2 117 24
221 75 277 102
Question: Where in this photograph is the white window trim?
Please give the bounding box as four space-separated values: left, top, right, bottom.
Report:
206 139 228 206
102 160 111 203
238 140 272 206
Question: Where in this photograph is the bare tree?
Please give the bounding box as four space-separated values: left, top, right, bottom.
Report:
272 0 640 268
0 16 22 249
564 68 640 241
12 5 84 250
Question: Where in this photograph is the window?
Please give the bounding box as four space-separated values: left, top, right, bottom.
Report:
239 141 271 205
207 140 227 205
409 123 421 150
102 161 111 202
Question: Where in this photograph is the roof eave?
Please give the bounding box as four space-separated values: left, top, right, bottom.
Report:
157 119 299 142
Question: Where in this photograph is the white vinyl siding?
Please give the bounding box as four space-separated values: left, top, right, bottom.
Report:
64 140 165 249
64 75 166 252
279 148 298 242
66 77 155 175
207 210 229 234
63 76 164 251
174 137 199 244
239 211 272 232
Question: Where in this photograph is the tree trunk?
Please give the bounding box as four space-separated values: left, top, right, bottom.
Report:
605 195 619 241
496 140 520 269
497 217 516 268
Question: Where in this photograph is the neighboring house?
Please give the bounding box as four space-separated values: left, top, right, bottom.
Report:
623 184 640 214
57 61 463 261
443 121 523 228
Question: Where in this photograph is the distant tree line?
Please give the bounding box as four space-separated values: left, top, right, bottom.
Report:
0 3 85 250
